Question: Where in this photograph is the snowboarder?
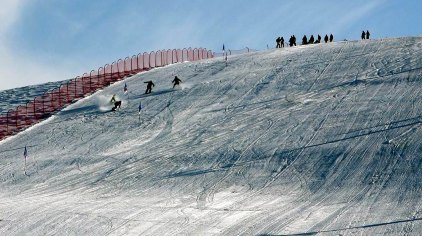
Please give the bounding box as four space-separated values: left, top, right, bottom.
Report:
366 30 370 39
329 34 334 42
172 76 182 88
361 30 366 40
144 80 155 94
324 34 329 43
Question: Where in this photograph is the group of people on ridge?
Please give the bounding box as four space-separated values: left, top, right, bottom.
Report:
277 30 372 48
301 34 333 45
277 34 334 48
109 76 182 112
361 30 370 40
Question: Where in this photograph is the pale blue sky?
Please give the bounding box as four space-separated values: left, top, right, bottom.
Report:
0 0 420 90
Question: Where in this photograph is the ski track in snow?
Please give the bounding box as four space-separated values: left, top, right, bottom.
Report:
0 37 422 235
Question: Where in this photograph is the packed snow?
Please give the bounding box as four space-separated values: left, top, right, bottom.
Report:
0 37 422 235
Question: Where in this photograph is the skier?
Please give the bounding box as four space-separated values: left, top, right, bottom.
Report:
329 34 334 42
172 76 182 88
144 80 155 94
111 101 122 112
361 30 366 40
324 34 329 43
366 30 370 39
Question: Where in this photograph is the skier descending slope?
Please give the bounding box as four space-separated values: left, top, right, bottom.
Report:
110 94 122 112
144 80 155 94
172 76 182 89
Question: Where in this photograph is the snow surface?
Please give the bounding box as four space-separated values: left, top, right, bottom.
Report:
0 37 422 235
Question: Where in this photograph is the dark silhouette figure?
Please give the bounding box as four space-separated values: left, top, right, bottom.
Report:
361 31 366 40
172 76 182 88
289 35 296 47
302 35 308 45
280 37 285 48
111 101 122 112
329 34 334 42
308 35 315 44
276 37 281 48
144 80 155 94
366 30 370 39
324 34 329 43
316 34 321 43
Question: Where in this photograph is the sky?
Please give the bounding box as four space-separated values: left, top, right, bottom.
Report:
0 0 420 90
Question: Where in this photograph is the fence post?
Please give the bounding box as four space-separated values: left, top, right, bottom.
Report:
33 98 36 120
26 102 30 126
6 111 9 134
131 55 137 74
124 57 130 76
137 53 143 72
117 59 123 79
15 109 18 129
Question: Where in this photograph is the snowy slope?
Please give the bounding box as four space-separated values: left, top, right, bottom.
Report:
0 37 421 235
0 80 68 114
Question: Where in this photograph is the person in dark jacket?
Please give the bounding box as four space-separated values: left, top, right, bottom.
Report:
276 37 281 48
280 37 285 48
302 35 308 45
144 80 155 94
309 35 315 44
324 34 329 43
366 30 370 39
289 36 293 47
172 76 182 88
361 31 366 40
316 34 321 43
329 34 334 42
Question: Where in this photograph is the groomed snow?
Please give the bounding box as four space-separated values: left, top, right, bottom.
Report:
0 37 422 235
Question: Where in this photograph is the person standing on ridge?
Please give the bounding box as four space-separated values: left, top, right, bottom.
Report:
172 76 182 89
276 37 281 48
280 37 285 48
144 80 155 94
366 30 370 39
289 36 294 47
309 35 315 44
361 31 366 40
302 35 308 45
317 34 322 43
329 34 334 42
324 34 329 43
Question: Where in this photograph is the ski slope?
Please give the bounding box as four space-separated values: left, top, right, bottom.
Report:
0 37 421 235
